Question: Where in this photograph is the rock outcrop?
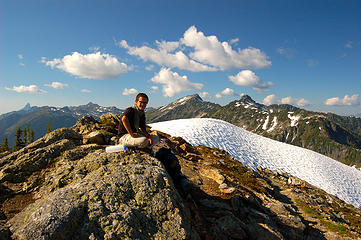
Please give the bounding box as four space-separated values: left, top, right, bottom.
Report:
1 115 361 239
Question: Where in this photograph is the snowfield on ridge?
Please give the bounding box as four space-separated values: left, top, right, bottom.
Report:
150 118 361 208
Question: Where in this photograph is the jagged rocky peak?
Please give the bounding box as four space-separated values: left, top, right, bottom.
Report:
21 103 31 111
237 94 266 110
176 94 203 103
159 94 203 111
239 94 256 105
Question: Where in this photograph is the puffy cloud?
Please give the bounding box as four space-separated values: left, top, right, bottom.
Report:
42 52 128 79
264 94 311 107
155 40 180 52
5 85 46 94
281 96 293 104
150 68 203 97
81 89 91 93
229 70 273 91
182 26 271 70
122 88 138 96
199 92 210 99
297 98 311 107
119 40 216 72
44 81 68 89
263 94 279 105
118 26 271 72
325 94 360 106
221 88 236 96
215 88 238 98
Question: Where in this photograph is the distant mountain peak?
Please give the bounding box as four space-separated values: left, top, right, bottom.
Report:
21 103 31 111
176 94 203 103
85 102 99 107
239 95 256 104
238 95 266 110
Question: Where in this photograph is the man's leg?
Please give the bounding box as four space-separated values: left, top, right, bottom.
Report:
118 134 148 148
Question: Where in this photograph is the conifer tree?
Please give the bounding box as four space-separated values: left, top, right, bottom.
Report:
24 124 34 145
0 137 10 152
30 129 34 143
14 127 25 151
47 120 51 134
24 125 28 145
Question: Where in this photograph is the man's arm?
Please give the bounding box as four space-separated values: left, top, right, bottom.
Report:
121 115 140 138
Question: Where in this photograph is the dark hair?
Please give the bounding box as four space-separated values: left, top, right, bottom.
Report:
135 93 149 102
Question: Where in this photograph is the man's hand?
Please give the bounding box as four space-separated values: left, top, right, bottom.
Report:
148 136 153 145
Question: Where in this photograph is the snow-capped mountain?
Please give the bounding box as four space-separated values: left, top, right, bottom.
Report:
148 94 361 166
146 94 221 123
150 118 361 208
0 103 123 147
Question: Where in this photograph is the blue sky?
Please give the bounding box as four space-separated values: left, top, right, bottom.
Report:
1 0 360 116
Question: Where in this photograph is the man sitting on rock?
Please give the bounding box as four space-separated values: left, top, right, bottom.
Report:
118 93 159 149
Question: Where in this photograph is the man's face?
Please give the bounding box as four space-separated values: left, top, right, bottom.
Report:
135 96 148 111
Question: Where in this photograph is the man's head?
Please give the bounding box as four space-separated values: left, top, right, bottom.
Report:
135 93 149 111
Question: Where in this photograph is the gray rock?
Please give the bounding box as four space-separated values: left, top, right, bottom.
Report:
8 152 192 240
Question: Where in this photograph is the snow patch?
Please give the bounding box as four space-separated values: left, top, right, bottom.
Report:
150 118 361 208
262 116 269 130
267 117 277 132
288 113 300 127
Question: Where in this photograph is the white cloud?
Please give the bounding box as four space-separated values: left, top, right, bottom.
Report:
264 94 311 107
345 41 353 49
118 26 271 72
150 68 203 97
297 98 311 107
182 26 271 70
277 47 296 59
81 89 91 93
44 81 68 89
281 96 293 104
119 40 216 72
263 94 279 105
325 94 360 106
5 85 46 94
18 54 23 59
199 92 210 99
229 70 272 91
221 88 236 96
229 38 239 45
122 88 138 96
215 88 238 98
145 65 154 71
155 40 180 52
42 52 128 79
151 86 159 91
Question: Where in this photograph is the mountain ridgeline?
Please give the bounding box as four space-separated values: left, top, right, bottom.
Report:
146 94 361 166
0 102 123 149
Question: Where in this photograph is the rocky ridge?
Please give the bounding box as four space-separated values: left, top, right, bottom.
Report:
0 114 360 239
146 94 361 167
209 95 361 166
146 94 221 123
